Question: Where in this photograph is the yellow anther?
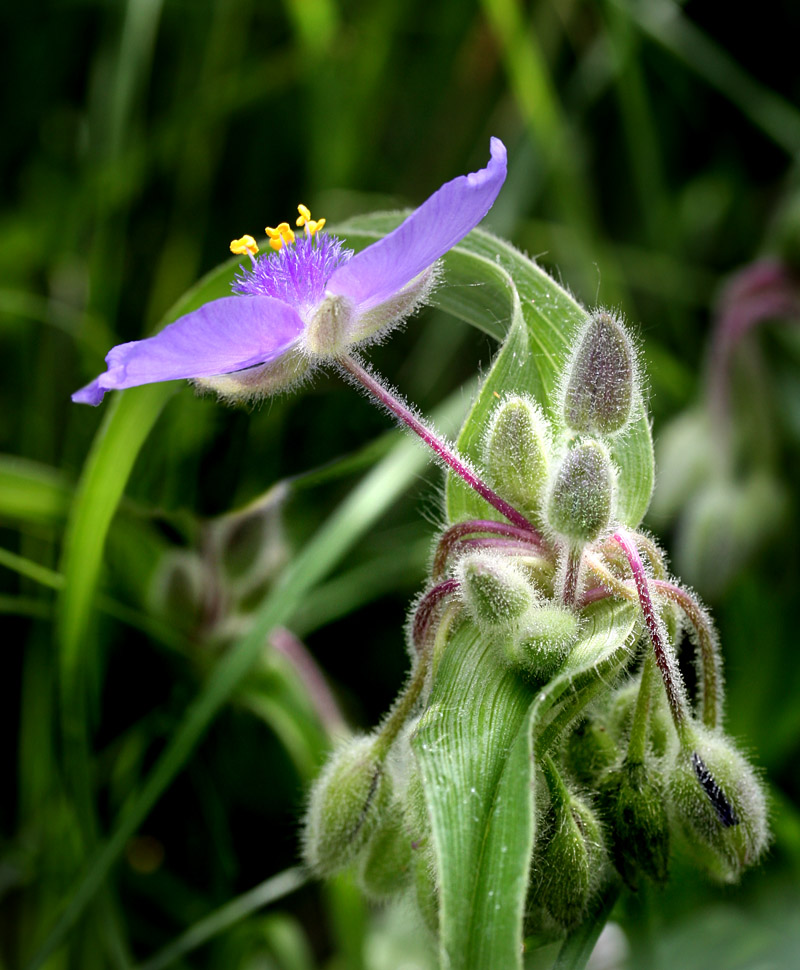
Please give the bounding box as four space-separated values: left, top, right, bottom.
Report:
230 234 259 256
265 222 296 251
296 204 326 236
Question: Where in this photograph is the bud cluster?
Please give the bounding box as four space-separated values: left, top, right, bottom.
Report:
301 306 770 942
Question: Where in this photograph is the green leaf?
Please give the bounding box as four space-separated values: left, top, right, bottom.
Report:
337 217 655 528
0 455 72 526
412 598 638 970
412 619 536 970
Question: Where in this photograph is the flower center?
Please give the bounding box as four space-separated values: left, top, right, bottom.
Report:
229 204 353 318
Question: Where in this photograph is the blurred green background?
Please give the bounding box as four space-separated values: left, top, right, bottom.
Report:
2 1 800 968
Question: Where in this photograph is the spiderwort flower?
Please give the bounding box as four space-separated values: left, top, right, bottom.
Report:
72 138 508 406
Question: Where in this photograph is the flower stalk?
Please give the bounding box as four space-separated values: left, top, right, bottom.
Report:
611 531 692 743
338 354 534 531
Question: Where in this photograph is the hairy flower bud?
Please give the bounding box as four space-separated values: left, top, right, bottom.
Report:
600 760 670 888
485 395 550 517
564 717 620 787
504 604 580 679
669 729 769 882
358 802 412 899
533 792 606 928
303 735 391 876
456 552 536 631
547 440 614 546
562 310 636 434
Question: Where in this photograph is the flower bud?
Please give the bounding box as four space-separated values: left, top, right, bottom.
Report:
358 802 412 900
562 311 636 434
150 551 209 633
564 717 620 786
599 760 670 888
303 735 391 876
456 553 535 632
484 395 550 517
669 729 769 882
547 440 614 546
533 793 606 928
504 604 580 679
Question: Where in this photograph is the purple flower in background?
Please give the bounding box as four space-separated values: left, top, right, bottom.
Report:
73 138 508 406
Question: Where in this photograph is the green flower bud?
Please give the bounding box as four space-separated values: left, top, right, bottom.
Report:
669 729 769 882
533 794 606 928
151 551 209 633
547 440 614 546
457 552 536 632
599 760 670 888
210 487 288 590
484 395 550 517
564 717 620 787
563 311 636 435
358 802 412 900
303 735 391 876
504 604 580 679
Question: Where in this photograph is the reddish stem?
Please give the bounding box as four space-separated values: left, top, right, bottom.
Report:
433 519 544 580
270 627 347 734
612 531 690 737
580 585 613 607
653 579 722 730
411 578 460 653
339 355 534 531
560 546 583 606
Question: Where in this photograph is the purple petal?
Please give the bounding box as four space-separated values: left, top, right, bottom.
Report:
326 137 507 312
72 296 304 405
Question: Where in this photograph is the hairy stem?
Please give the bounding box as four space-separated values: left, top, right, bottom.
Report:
560 545 583 606
432 518 545 580
375 602 459 759
339 354 533 530
626 655 658 764
612 531 691 742
652 580 723 730
411 578 460 653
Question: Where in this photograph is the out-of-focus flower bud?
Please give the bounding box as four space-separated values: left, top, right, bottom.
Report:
564 717 620 787
303 735 391 876
546 440 614 546
150 551 210 633
562 311 636 435
358 801 412 900
599 760 671 888
484 395 550 518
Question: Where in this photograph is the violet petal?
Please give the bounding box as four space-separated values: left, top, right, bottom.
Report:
72 296 304 405
326 137 507 313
